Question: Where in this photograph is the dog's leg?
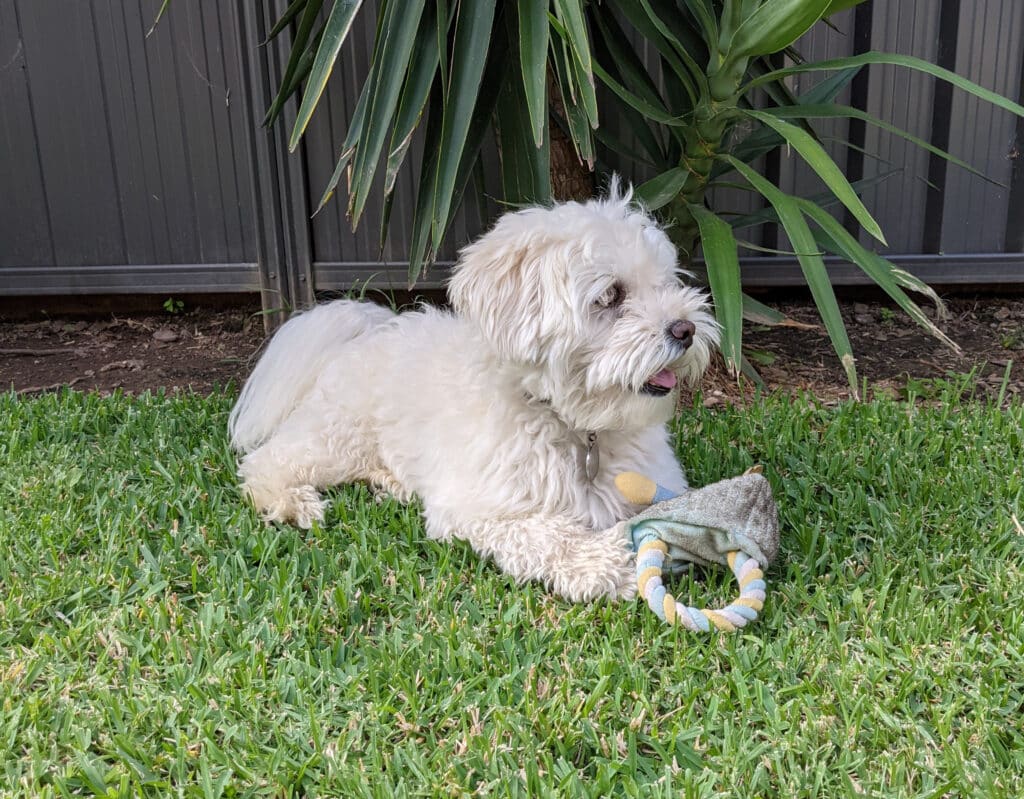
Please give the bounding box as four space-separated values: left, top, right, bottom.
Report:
237 415 385 528
366 469 415 503
437 514 636 602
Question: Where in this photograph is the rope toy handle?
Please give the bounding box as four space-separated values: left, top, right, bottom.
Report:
633 528 765 631
617 471 767 631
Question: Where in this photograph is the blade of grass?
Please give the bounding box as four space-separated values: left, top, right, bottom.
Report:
145 0 172 37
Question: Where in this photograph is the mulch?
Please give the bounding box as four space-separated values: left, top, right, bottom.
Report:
2 296 1022 405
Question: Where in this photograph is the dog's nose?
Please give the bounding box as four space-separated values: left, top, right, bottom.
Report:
668 320 695 349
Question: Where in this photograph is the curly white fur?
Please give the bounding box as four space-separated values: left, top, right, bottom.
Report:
229 187 718 602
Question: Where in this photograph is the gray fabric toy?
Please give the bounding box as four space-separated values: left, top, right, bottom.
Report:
615 468 780 630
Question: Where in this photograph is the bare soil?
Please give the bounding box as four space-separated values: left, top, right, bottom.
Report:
2 297 1023 404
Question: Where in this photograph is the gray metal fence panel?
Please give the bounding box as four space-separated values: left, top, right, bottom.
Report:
1 0 1022 301
860 1 939 253
0 0 259 288
941 0 1024 254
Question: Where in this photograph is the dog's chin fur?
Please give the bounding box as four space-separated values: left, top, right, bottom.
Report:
229 185 719 603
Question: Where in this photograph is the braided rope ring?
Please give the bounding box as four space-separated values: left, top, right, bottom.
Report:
633 525 766 631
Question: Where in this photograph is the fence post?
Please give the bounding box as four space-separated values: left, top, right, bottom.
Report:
236 0 315 334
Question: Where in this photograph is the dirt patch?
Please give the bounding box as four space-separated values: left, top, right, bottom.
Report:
2 297 1023 403
0 308 264 396
697 296 1024 408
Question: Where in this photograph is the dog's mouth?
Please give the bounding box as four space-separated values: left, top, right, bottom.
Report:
640 368 677 397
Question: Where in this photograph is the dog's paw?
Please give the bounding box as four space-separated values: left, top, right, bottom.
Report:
260 484 326 529
552 523 636 602
367 471 414 505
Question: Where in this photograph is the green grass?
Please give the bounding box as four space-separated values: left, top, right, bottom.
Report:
1 382 1022 798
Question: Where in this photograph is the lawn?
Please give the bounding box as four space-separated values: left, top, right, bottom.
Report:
1 381 1021 798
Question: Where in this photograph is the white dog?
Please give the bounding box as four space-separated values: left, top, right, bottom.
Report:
229 186 718 602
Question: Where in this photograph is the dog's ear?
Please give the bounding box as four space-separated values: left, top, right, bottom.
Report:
448 212 565 363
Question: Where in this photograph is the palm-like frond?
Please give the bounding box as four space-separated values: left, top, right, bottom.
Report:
150 0 1023 393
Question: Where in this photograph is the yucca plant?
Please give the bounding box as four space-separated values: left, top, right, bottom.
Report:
255 0 1024 396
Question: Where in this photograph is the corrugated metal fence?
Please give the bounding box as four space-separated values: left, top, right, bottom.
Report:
1 0 1022 316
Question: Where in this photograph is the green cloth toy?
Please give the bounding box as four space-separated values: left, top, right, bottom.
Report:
615 469 780 631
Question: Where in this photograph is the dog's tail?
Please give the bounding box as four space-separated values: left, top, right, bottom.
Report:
228 300 396 453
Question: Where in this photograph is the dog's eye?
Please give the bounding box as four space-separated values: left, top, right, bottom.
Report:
596 282 626 309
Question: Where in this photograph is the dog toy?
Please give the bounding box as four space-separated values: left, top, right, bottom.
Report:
616 469 779 631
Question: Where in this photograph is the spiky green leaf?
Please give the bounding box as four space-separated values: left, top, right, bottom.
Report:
726 155 859 397
798 200 958 350
431 0 497 244
289 0 364 151
728 0 830 59
635 167 690 211
518 0 549 147
746 52 1024 119
745 109 887 244
263 0 309 45
264 0 325 129
762 104 1002 185
690 205 743 376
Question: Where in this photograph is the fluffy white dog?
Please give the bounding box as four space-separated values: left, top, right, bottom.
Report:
229 187 718 602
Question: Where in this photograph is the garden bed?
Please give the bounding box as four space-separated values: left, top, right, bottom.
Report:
2 297 1022 403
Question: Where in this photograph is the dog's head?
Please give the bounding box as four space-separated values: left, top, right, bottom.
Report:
448 184 719 431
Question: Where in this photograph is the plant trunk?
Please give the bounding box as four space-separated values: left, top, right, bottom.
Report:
666 60 747 268
547 68 594 202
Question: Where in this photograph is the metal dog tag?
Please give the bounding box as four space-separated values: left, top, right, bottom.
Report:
583 432 599 483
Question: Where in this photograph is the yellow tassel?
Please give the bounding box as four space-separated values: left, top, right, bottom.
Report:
637 566 661 594
637 539 668 556
739 568 764 589
702 609 737 632
663 594 677 624
614 472 657 505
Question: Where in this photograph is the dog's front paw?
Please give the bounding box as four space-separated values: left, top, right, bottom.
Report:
552 523 636 602
259 484 326 529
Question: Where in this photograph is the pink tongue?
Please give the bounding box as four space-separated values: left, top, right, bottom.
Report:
648 369 677 389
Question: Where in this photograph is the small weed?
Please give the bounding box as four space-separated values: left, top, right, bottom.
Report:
1000 328 1023 350
744 348 777 366
162 297 185 314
